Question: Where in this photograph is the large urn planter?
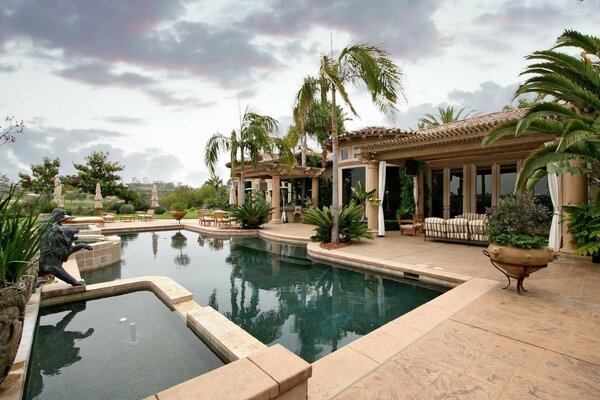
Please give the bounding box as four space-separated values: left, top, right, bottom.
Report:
484 244 557 294
170 210 187 223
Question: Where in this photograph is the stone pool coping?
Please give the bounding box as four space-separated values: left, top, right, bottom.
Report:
4 264 312 400
2 222 502 400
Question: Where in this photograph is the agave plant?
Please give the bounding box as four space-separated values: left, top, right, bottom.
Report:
302 201 373 243
0 185 49 286
228 197 274 229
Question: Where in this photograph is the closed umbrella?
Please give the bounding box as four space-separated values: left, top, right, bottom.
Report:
229 184 236 205
53 175 64 207
151 184 160 209
94 182 103 210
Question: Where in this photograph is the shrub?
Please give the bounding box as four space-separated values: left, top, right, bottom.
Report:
486 194 552 249
228 198 274 229
155 206 166 215
118 204 134 214
302 201 373 243
564 202 600 257
170 202 186 211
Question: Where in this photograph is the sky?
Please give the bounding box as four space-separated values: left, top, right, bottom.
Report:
0 0 598 187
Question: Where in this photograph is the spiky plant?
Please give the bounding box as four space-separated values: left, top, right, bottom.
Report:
418 106 479 129
302 200 373 243
229 197 274 229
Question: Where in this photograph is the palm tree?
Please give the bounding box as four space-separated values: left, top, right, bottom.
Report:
297 44 404 243
418 106 478 129
205 107 278 204
483 30 600 193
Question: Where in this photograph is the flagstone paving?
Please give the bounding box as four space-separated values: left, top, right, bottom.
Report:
101 220 600 399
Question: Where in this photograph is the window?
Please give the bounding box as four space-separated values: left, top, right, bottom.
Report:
341 147 349 160
500 164 517 196
476 166 492 213
342 167 365 205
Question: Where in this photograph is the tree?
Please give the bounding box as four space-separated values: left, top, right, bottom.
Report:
418 106 478 129
73 151 125 196
18 157 60 194
204 107 277 204
305 99 347 167
483 30 600 196
298 44 404 243
1 116 24 145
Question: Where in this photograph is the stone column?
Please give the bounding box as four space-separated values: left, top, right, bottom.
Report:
561 160 588 253
366 161 379 232
311 177 319 208
271 174 281 223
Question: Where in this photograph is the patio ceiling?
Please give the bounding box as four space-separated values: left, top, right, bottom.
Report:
231 162 325 180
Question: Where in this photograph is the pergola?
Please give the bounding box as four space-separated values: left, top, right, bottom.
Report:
230 161 325 223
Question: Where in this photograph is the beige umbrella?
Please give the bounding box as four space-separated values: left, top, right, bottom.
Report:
150 184 159 209
53 175 64 207
94 182 103 209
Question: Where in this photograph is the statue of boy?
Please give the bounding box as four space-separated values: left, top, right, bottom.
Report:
39 209 93 286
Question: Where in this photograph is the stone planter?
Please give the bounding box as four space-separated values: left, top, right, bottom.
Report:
170 210 187 223
485 244 558 294
0 286 25 384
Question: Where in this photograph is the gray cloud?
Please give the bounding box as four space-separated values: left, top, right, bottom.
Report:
0 0 278 86
0 125 185 184
240 0 445 61
56 64 157 87
0 63 16 73
98 115 145 125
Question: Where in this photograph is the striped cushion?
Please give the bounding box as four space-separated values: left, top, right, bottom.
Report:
424 218 446 239
468 219 488 242
446 218 469 240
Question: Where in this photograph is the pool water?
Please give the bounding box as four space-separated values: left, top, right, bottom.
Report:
25 291 224 400
83 232 443 362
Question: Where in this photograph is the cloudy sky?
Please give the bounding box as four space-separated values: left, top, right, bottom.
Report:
0 0 597 186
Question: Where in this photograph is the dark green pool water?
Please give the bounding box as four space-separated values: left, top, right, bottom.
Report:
82 232 443 362
25 291 224 400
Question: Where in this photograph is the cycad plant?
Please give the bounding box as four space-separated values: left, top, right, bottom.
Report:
229 196 274 229
302 201 373 243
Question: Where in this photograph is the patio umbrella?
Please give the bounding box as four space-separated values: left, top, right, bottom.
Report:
53 175 64 207
229 184 236 205
150 184 159 209
94 182 103 210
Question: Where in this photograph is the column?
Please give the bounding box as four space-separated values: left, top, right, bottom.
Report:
271 174 281 223
366 161 379 232
311 177 319 208
561 160 588 253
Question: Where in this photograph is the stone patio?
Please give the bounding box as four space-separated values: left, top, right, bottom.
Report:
4 219 598 399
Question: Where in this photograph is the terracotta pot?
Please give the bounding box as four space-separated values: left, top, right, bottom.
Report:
170 210 187 223
487 244 557 278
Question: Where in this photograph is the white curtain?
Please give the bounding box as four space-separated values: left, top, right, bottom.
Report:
548 172 562 251
378 161 386 236
413 176 419 215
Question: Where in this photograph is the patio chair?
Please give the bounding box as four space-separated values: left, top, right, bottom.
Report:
397 214 424 236
213 210 231 227
198 210 214 226
293 205 303 223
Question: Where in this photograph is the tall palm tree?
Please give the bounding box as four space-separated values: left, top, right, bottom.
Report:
483 30 600 194
297 44 404 243
205 107 278 204
418 106 478 129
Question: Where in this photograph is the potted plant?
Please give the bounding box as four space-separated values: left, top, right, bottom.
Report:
1 185 49 383
485 194 556 293
228 197 274 229
169 202 187 223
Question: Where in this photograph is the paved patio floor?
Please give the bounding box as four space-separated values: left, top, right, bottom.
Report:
102 220 600 399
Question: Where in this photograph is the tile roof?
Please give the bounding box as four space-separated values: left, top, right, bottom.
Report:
338 126 414 140
358 108 529 152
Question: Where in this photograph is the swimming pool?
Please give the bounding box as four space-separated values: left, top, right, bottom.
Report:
25 291 224 400
82 231 443 362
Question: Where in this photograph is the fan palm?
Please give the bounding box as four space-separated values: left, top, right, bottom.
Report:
483 30 600 194
204 106 278 204
297 44 404 243
418 106 478 129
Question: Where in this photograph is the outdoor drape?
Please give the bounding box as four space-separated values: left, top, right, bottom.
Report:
413 176 418 215
378 161 386 236
548 172 562 251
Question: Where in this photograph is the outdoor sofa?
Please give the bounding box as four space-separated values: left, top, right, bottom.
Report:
424 213 488 245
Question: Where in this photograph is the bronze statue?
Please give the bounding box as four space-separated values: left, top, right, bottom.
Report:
39 209 92 286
